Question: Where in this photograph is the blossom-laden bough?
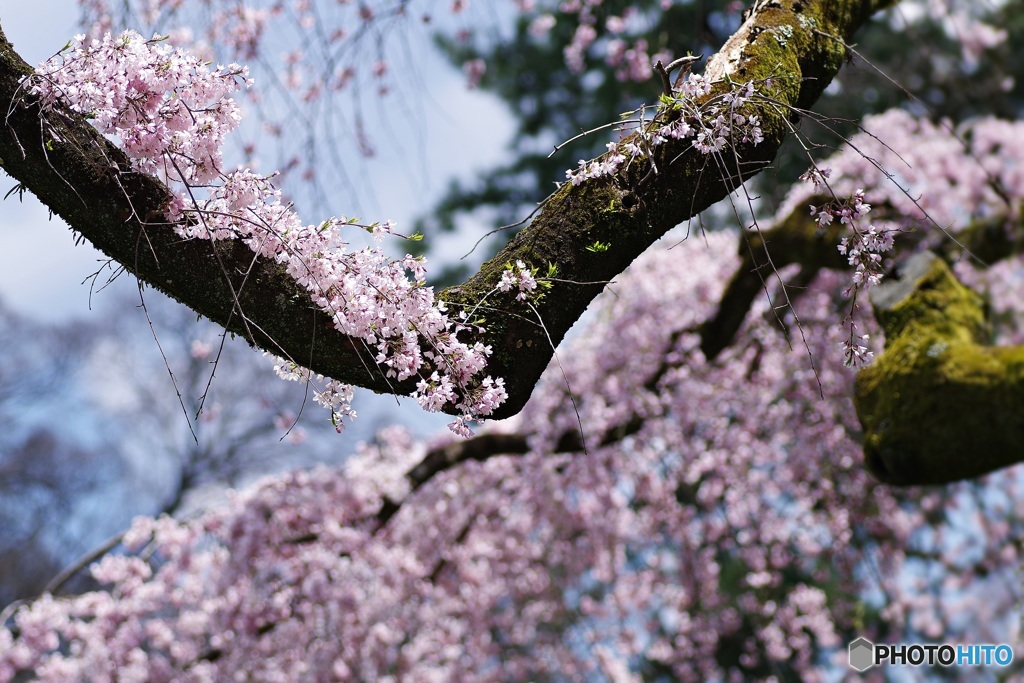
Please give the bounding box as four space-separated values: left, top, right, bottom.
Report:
23 30 507 436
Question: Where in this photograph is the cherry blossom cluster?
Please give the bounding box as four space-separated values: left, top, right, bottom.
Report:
838 224 895 291
28 32 505 432
808 189 895 293
566 140 628 186
839 327 874 368
272 359 357 431
690 78 765 152
807 187 895 368
497 260 539 301
565 75 764 186
28 31 250 186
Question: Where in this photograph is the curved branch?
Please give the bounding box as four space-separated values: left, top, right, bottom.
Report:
42 531 126 596
0 0 893 418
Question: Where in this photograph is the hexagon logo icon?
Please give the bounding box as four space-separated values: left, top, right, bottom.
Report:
849 637 875 672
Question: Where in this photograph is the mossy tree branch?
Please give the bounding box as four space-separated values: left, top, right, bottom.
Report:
855 252 1024 485
0 0 894 419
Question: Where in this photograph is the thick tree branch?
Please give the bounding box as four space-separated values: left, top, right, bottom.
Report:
0 0 893 418
0 26 409 394
855 252 1024 485
443 0 894 416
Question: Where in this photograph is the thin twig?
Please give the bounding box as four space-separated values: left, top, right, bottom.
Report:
43 531 128 596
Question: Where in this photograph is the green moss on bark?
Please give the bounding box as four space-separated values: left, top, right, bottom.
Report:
855 253 1024 485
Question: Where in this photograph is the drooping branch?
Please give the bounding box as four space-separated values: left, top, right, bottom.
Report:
0 0 896 418
700 194 847 359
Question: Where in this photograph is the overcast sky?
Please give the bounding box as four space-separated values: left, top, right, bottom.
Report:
0 1 517 323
